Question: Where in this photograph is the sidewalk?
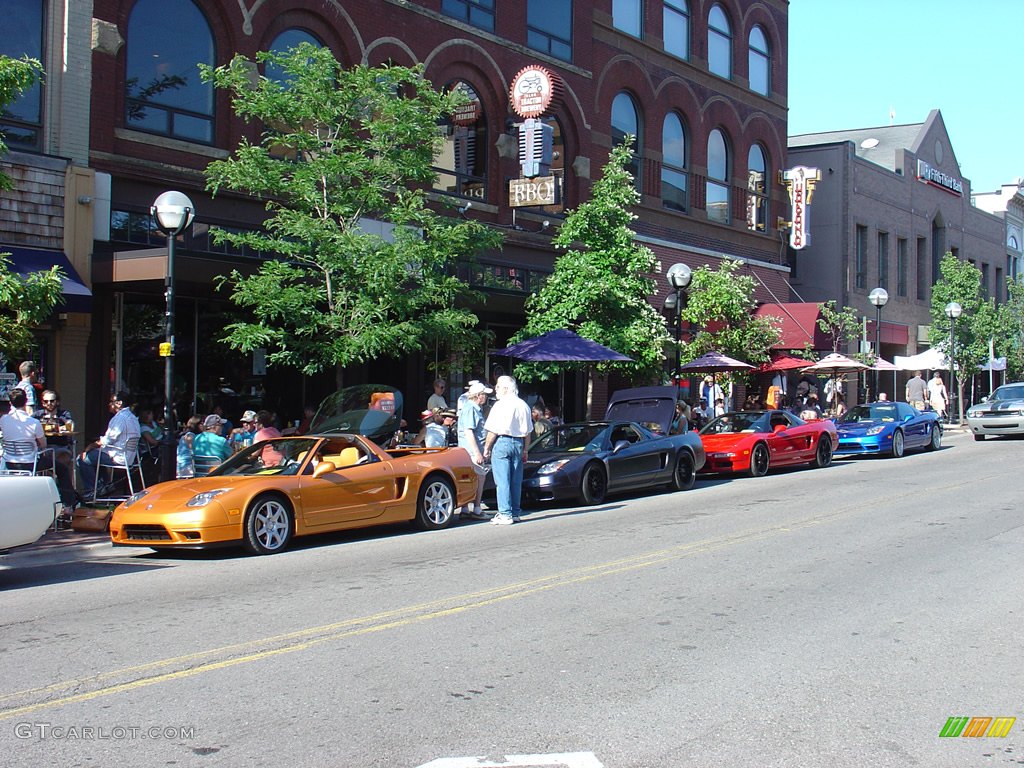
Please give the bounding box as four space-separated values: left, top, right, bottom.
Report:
2 509 114 566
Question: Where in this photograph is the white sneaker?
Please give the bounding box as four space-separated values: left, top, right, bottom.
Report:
490 514 514 526
512 515 522 523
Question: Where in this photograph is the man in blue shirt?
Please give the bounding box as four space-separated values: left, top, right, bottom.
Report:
457 381 492 520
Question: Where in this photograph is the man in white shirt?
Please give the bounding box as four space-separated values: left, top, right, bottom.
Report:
77 391 142 497
2 388 76 516
483 375 533 525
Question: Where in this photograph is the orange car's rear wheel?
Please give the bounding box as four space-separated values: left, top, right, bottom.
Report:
243 494 294 555
415 475 455 531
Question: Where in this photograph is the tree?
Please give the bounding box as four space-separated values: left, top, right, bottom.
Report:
928 253 997 413
0 55 43 189
678 260 780 366
0 253 64 360
511 140 672 398
816 300 864 356
200 45 501 377
996 278 1024 380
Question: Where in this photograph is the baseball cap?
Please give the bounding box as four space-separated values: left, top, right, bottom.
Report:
440 409 457 420
466 381 493 396
203 414 225 429
240 410 257 423
421 408 434 420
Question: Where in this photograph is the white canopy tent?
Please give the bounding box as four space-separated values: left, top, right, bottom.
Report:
892 347 949 371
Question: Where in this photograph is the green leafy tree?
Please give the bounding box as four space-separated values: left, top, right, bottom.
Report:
816 300 864 357
996 278 1024 380
0 253 63 360
929 253 998 413
512 140 672 399
0 55 43 189
679 260 780 366
200 45 501 377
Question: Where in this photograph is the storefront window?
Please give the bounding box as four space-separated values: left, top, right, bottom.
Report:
1 0 44 150
433 81 488 201
707 129 730 224
662 113 687 212
125 0 215 143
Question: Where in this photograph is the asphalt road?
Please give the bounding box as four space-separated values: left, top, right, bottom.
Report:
1 429 1021 768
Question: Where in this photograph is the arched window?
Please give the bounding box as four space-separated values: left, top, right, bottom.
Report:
612 0 642 37
746 144 768 232
708 4 732 80
706 128 729 224
432 81 488 201
265 28 322 84
125 0 215 143
664 0 689 60
748 25 770 96
2 0 44 150
661 113 687 212
612 92 641 187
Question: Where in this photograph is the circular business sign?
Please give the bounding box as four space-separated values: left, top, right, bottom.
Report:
509 65 563 119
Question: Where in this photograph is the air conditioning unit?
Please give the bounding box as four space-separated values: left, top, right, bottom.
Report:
917 324 931 343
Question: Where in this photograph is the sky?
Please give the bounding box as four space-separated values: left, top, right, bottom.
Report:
788 0 1024 195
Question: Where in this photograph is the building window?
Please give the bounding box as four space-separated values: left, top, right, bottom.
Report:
897 237 908 297
1 0 45 151
264 29 322 84
981 262 990 298
748 25 770 96
995 266 1004 303
432 81 488 202
527 0 573 62
661 113 687 212
706 129 729 224
612 92 641 188
746 144 767 232
855 225 867 289
663 0 689 59
125 0 215 143
916 236 928 300
441 0 495 32
708 4 732 80
612 0 642 37
877 231 889 290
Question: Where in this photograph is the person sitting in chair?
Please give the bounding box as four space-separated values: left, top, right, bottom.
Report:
76 391 141 499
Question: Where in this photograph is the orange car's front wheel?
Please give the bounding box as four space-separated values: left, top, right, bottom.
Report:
415 475 455 531
243 494 294 555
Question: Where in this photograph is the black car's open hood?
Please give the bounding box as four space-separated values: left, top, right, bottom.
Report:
605 386 677 434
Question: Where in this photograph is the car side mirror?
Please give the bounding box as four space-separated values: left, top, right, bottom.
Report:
980 396 989 403
612 440 631 453
312 460 336 479
903 414 914 422
772 424 786 433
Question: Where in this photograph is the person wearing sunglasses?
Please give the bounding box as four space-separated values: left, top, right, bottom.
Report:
32 389 75 451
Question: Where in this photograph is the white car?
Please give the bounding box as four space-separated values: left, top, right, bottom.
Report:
0 475 59 550
966 382 1024 441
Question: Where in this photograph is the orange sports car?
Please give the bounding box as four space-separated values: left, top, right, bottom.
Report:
109 435 479 554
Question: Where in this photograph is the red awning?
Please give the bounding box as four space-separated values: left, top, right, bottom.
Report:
867 320 910 345
753 303 830 350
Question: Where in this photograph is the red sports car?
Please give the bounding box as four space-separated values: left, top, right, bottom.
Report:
697 409 837 477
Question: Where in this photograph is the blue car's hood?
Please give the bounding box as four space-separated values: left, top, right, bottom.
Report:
836 420 888 435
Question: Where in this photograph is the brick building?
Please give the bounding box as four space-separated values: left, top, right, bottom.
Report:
7 0 792 433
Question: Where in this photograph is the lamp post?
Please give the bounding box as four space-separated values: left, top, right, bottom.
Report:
944 301 962 425
868 287 889 400
151 191 196 482
663 263 693 389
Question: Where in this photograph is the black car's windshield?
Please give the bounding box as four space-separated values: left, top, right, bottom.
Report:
700 411 771 434
531 423 612 453
212 438 321 476
990 384 1024 401
838 404 899 423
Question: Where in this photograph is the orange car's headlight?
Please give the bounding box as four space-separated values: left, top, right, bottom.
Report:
123 490 149 508
186 489 231 508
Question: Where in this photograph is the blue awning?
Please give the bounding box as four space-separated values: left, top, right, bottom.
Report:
3 246 92 313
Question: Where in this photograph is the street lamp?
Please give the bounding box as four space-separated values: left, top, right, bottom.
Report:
944 301 962 425
868 287 889 399
663 263 693 389
151 191 196 482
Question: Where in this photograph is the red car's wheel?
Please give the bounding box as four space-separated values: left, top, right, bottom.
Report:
814 435 833 468
748 443 770 477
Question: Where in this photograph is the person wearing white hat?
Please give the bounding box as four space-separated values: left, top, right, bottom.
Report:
457 381 492 520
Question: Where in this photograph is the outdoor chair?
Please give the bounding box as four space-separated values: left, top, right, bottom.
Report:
90 436 146 504
0 438 57 480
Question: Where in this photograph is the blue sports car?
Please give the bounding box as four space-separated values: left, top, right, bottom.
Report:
833 401 942 457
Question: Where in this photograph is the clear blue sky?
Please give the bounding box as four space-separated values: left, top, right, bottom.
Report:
788 0 1023 195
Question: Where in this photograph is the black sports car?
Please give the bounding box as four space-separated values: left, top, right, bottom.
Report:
521 387 706 505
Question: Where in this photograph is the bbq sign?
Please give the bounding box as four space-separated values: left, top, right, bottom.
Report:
782 166 821 250
509 65 562 119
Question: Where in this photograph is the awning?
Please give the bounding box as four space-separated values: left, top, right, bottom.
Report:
753 302 830 349
3 246 92 313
